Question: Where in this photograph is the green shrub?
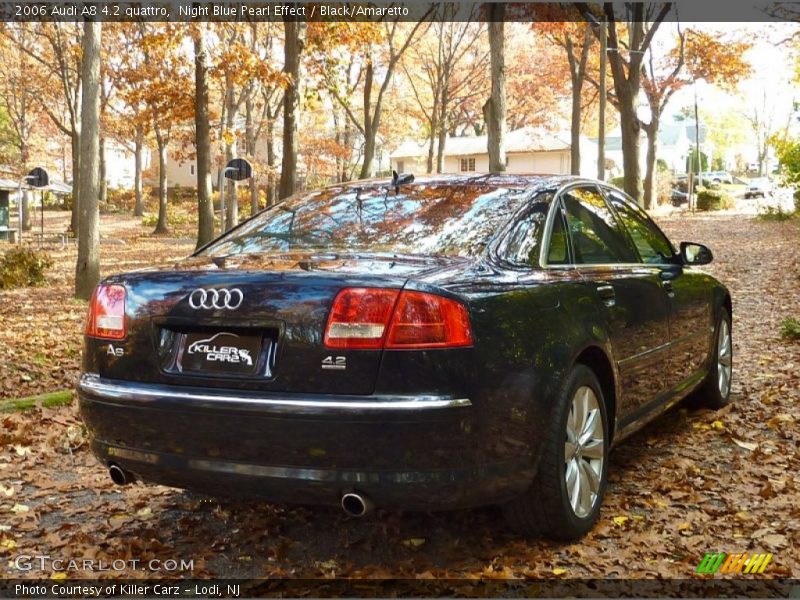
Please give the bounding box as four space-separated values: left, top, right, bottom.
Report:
757 206 795 222
0 247 53 289
610 176 625 189
696 187 733 211
780 317 800 341
794 188 800 213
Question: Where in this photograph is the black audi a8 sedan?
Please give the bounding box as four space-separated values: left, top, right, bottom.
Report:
79 174 732 539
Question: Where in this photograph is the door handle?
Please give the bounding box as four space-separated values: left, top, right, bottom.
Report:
596 285 616 301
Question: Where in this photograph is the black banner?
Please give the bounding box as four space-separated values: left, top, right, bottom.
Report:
1 578 799 598
1 1 799 23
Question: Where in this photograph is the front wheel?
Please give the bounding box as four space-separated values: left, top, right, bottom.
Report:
503 364 609 540
696 307 733 409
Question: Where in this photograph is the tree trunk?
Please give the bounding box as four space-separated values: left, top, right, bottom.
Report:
70 131 81 234
99 135 107 204
223 75 238 230
279 18 302 199
154 135 169 235
245 85 259 215
266 113 276 206
483 4 506 173
133 126 144 217
21 192 31 231
643 119 658 210
75 20 101 300
358 59 376 179
619 99 643 203
436 84 449 174
427 92 439 174
194 28 215 248
570 80 582 176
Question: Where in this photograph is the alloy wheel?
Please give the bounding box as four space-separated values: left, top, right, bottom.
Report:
717 319 733 398
564 386 604 519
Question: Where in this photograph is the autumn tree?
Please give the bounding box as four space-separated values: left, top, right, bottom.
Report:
577 3 672 203
75 20 101 300
637 27 751 207
403 8 487 173
3 23 84 231
120 23 193 235
538 21 595 175
310 16 431 180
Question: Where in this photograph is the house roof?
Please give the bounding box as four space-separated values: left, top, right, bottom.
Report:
594 120 708 151
392 127 593 159
0 178 72 195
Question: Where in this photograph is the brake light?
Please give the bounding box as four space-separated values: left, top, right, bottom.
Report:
386 290 473 349
324 288 472 350
85 284 126 339
324 288 400 349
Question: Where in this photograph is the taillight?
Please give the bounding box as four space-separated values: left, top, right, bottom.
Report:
386 290 473 349
85 284 126 339
324 288 472 350
324 288 400 349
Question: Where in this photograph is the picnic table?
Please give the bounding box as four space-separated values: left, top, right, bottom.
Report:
31 231 73 248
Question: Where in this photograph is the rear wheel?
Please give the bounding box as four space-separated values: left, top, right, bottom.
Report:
696 307 733 409
503 364 609 540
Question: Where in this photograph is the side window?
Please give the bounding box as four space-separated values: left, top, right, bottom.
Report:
547 204 569 265
499 197 551 266
560 186 638 265
606 190 675 264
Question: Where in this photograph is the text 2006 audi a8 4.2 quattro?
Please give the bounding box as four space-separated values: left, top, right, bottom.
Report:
79 174 732 539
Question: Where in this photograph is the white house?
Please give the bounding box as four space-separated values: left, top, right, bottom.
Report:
390 127 599 178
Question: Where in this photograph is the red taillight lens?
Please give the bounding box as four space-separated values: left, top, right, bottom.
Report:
85 284 126 339
324 288 400 349
324 288 472 350
386 290 473 349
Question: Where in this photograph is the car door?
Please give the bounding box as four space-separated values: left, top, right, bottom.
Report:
557 185 672 420
605 189 712 390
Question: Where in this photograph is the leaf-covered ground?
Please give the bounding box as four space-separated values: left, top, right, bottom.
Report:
0 209 798 586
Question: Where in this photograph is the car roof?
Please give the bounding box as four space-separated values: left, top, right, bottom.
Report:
342 173 603 194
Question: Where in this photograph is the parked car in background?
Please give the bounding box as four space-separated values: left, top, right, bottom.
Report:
78 174 732 540
700 171 734 185
670 188 689 206
745 177 772 198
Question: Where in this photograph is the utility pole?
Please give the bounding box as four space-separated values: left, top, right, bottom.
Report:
597 20 607 181
694 86 702 189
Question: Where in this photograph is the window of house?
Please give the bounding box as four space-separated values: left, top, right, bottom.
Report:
190 164 195 175
460 158 476 172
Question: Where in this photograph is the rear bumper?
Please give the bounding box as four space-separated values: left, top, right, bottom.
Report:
78 374 534 510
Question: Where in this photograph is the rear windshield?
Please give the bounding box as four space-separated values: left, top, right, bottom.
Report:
200 183 531 258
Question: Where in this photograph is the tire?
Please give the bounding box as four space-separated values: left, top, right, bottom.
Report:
503 364 609 540
696 307 733 409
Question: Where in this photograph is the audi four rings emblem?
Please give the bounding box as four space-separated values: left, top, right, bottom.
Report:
188 288 244 310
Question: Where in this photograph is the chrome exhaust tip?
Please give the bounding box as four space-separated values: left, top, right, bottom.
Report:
108 463 132 486
341 492 374 517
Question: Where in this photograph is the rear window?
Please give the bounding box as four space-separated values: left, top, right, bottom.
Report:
201 183 531 258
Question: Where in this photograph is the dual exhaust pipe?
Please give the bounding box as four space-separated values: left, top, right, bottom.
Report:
341 492 374 517
110 464 375 517
108 463 134 486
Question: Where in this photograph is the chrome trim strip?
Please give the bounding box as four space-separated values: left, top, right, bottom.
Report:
78 374 471 411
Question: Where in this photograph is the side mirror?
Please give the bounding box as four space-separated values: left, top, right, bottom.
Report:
680 241 713 266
